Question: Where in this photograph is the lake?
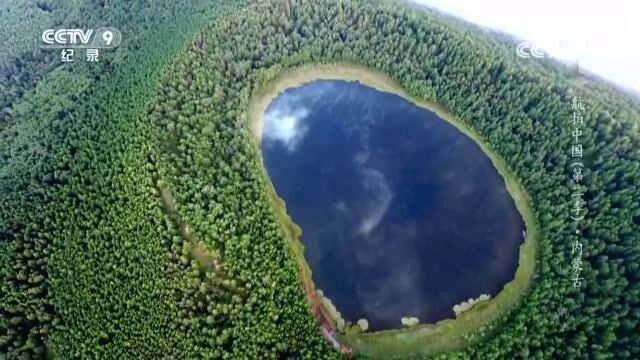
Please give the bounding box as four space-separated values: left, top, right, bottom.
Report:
260 79 525 331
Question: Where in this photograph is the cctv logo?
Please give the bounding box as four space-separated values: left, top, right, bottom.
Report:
516 42 545 59
42 29 94 46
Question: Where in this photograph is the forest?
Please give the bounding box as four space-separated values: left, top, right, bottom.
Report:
1 0 639 359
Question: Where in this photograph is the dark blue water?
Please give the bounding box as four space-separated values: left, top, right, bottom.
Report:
260 80 525 331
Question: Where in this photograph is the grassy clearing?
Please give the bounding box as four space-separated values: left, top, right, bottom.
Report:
246 63 539 358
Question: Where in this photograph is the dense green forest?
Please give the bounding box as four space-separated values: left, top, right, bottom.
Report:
1 0 639 359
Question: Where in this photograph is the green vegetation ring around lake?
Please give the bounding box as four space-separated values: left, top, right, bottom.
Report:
248 63 539 358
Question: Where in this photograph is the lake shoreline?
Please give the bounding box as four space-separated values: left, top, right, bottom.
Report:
247 63 539 357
